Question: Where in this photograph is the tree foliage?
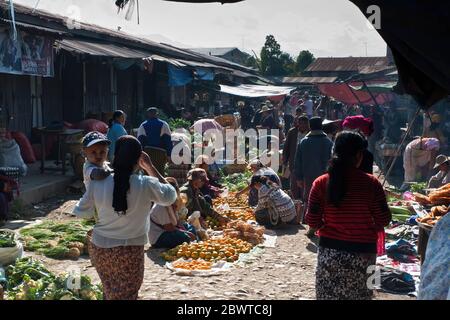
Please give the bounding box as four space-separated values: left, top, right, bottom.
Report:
295 50 315 74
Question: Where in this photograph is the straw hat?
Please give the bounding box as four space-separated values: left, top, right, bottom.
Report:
433 154 450 169
259 105 273 113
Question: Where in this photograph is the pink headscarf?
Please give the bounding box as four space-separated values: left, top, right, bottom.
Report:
342 115 374 137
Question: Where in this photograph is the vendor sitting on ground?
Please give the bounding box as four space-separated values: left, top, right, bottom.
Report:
180 168 229 227
428 154 450 189
194 155 224 199
149 177 197 249
252 176 296 227
236 159 281 207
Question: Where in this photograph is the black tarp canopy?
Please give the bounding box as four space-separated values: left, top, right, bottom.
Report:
350 0 450 108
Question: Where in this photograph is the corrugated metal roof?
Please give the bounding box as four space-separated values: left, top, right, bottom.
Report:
0 1 258 75
57 39 151 58
189 47 239 56
305 57 389 72
281 76 337 84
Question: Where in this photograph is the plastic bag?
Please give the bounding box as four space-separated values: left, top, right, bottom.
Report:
0 139 27 176
0 230 23 266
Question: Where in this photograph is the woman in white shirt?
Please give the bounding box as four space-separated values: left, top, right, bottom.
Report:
73 135 177 300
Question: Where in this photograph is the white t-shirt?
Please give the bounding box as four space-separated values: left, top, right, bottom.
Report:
148 204 178 245
73 174 177 248
303 99 314 117
83 161 112 190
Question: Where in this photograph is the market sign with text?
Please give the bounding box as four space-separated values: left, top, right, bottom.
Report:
0 29 54 77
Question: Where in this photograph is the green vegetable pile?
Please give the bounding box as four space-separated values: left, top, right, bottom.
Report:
19 220 94 260
410 182 427 194
4 257 102 300
389 206 412 223
168 118 192 131
0 230 17 248
219 171 252 192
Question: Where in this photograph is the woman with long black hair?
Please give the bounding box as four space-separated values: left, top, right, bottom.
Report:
306 131 391 300
73 135 177 300
106 110 127 162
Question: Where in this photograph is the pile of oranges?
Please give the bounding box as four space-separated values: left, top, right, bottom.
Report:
162 238 253 263
172 259 213 270
222 209 255 222
213 194 248 208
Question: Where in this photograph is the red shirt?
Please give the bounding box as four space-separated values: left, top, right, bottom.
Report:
306 169 391 245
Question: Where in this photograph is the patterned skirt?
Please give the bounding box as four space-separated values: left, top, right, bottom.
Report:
316 246 376 300
89 242 145 300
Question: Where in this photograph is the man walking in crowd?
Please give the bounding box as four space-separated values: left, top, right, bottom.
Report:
294 117 333 236
283 92 299 135
258 104 277 130
238 101 254 131
283 116 310 199
137 107 173 174
302 91 314 118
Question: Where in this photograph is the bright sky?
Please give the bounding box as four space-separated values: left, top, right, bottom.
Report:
14 0 387 58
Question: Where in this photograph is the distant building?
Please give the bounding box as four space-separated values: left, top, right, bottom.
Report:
188 47 252 66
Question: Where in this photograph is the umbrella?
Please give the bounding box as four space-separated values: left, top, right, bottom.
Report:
191 119 224 134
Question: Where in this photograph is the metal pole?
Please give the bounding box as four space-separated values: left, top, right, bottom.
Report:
381 106 421 187
345 82 363 105
362 80 380 108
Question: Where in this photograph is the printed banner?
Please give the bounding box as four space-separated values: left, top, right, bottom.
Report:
0 28 54 77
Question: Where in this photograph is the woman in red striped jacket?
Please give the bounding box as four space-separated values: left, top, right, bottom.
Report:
306 131 391 300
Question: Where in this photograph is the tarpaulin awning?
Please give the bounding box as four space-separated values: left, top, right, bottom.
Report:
145 55 270 83
167 64 215 87
349 82 397 94
56 39 151 58
219 84 295 98
317 83 393 106
350 0 450 108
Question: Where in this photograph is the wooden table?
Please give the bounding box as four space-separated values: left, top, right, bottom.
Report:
37 128 84 175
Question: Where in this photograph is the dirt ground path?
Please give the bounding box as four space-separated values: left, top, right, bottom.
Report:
10 196 413 300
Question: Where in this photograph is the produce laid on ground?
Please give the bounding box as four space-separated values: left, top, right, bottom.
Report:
389 205 414 223
162 238 253 263
204 216 225 230
222 208 255 221
4 257 102 300
417 205 449 227
213 193 249 208
171 259 213 271
409 182 427 194
168 118 191 131
218 172 252 193
19 220 94 260
223 221 265 245
0 230 16 248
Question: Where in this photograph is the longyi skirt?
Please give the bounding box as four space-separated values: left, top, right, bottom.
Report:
316 246 376 300
89 242 145 300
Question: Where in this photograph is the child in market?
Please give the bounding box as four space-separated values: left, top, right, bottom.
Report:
82 131 113 190
81 132 113 223
252 175 296 228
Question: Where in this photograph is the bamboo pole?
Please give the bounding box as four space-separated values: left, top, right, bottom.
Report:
381 106 421 187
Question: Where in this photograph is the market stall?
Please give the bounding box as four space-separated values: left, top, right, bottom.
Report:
376 183 450 296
